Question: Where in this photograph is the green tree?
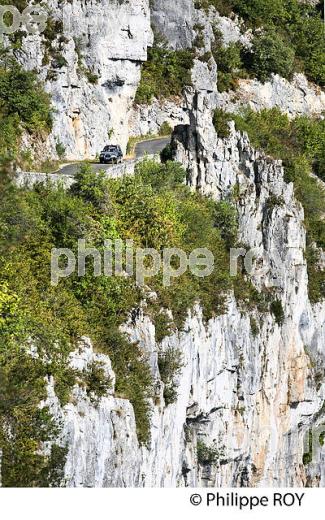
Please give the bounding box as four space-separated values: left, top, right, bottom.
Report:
248 30 295 82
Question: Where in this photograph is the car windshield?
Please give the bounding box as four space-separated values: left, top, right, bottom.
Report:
103 146 117 152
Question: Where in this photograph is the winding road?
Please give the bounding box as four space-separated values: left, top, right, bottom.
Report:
57 137 170 176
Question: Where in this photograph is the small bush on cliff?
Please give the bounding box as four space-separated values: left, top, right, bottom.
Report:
247 30 296 82
158 348 184 405
197 440 220 465
83 361 112 402
213 108 231 138
270 299 285 326
135 34 194 104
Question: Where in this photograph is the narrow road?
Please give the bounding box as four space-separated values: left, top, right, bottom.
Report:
57 137 170 176
135 137 170 158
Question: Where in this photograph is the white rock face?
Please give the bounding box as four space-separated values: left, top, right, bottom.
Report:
43 338 142 487
151 0 195 50
14 0 153 160
217 74 325 118
47 292 325 487
129 98 189 137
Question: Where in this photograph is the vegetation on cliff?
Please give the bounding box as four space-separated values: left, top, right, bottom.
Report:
0 49 52 167
135 33 194 104
223 107 325 302
0 158 237 484
197 0 324 86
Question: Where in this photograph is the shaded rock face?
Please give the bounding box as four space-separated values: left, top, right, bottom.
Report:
14 0 152 159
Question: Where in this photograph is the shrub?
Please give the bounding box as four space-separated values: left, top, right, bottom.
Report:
135 34 194 104
158 348 184 405
233 107 291 158
213 108 232 138
250 317 259 337
159 121 172 136
247 30 295 83
197 440 220 465
55 141 66 159
152 309 174 343
211 28 245 92
83 361 112 402
270 299 285 325
0 54 52 165
306 247 325 304
214 201 238 247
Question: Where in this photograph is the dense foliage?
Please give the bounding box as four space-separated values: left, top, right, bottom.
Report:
0 50 52 166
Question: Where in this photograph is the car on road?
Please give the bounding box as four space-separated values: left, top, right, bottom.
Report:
99 145 123 164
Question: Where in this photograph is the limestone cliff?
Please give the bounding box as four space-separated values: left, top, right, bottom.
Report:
14 0 152 159
44 93 325 485
3 0 325 488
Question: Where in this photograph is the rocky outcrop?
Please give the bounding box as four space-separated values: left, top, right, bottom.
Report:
151 0 195 50
217 74 325 118
129 98 189 138
14 0 152 160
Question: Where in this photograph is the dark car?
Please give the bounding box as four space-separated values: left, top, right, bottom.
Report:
99 145 123 164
